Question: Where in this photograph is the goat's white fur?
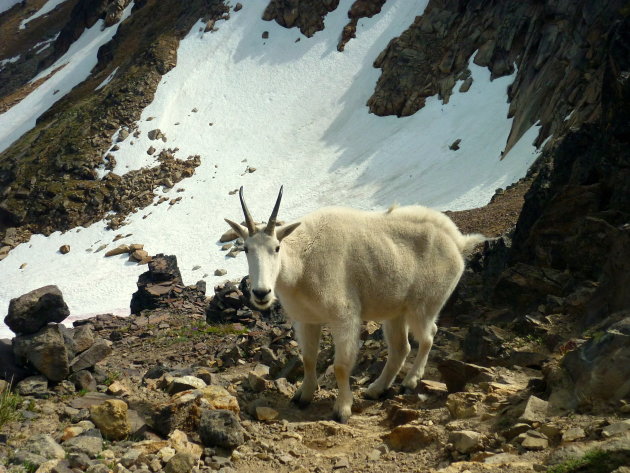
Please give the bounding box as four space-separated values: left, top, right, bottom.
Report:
226 197 485 423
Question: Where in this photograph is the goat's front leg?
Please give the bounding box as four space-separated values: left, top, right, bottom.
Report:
330 321 360 424
291 322 321 407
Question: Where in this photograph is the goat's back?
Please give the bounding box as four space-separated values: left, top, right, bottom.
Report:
280 206 468 322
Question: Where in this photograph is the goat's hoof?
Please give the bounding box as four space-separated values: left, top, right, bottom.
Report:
332 411 350 424
290 394 311 409
363 387 384 400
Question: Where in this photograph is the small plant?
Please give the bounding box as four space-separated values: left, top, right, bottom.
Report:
0 383 22 429
22 460 38 473
103 371 121 386
77 388 89 397
547 449 626 473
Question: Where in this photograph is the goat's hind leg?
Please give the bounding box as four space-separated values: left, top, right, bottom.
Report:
330 321 360 424
364 316 410 399
291 322 321 408
402 314 438 391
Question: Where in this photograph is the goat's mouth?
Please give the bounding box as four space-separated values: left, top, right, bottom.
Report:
250 296 273 310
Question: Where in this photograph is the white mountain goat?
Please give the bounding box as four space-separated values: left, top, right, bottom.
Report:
225 186 486 423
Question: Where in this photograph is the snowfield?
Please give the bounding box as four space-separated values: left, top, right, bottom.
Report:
0 0 541 338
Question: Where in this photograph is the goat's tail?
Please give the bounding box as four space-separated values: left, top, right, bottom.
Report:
457 233 488 256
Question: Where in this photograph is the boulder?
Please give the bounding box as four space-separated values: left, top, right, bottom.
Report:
13 325 69 381
519 395 549 424
166 376 207 395
69 339 112 372
164 452 195 473
21 433 66 460
15 375 48 396
437 358 494 392
449 430 482 454
90 399 131 440
4 285 70 334
198 409 244 449
382 425 436 452
63 430 104 458
550 316 630 410
72 326 95 353
0 338 31 382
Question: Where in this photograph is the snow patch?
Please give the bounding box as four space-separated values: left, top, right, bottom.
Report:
20 0 68 29
0 0 20 15
96 66 119 90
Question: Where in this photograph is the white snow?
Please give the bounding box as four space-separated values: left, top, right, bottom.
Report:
0 54 20 70
19 0 67 29
0 0 20 15
0 2 133 154
0 0 542 339
32 32 60 54
95 66 119 90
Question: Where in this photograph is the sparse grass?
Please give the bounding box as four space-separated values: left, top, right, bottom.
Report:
0 384 23 429
157 321 249 346
547 449 627 473
103 371 121 386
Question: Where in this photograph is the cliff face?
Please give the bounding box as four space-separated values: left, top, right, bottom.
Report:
367 0 628 153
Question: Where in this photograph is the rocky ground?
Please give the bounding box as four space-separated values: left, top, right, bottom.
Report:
1 181 629 473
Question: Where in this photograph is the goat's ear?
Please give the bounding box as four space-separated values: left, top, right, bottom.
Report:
276 222 301 241
224 218 249 240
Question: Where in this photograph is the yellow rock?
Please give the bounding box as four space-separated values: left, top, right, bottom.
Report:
90 399 131 440
169 429 203 459
198 385 240 413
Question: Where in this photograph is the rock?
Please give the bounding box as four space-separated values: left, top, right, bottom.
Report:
602 420 630 438
255 406 279 421
15 375 48 396
449 139 461 151
198 385 240 413
72 325 94 353
168 429 203 459
107 380 129 396
5 285 70 334
59 245 71 254
70 370 97 391
262 31 269 39
450 430 482 454
63 431 103 458
167 376 207 395
117 129 129 142
519 396 549 424
13 325 69 381
438 358 495 392
234 2 242 11
164 452 195 473
147 146 156 155
22 433 66 460
214 269 227 276
518 430 548 450
562 427 585 442
333 457 350 469
274 378 295 398
389 408 421 427
148 129 164 140
69 339 112 372
130 249 149 262
198 409 245 449
105 244 130 257
90 399 131 440
382 425 436 452
462 325 507 363
446 393 482 419
0 338 31 382
554 317 630 410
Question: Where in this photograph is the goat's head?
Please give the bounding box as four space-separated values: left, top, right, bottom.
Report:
225 186 300 310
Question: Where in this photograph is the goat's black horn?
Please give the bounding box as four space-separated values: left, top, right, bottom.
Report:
264 186 283 235
239 186 256 235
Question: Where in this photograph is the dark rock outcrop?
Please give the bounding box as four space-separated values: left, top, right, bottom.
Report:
368 0 626 155
130 254 206 314
262 0 339 38
4 285 70 335
198 409 245 449
337 0 387 51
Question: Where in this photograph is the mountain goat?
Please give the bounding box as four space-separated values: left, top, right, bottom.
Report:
225 186 485 423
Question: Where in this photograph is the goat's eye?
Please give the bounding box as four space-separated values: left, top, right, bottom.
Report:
244 247 249 254
275 246 280 253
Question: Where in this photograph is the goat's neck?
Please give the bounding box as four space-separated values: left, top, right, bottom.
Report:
276 243 303 292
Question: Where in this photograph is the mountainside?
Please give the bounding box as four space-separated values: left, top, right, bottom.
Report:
0 1 629 472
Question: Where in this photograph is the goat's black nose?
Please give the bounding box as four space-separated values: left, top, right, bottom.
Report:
252 288 271 300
